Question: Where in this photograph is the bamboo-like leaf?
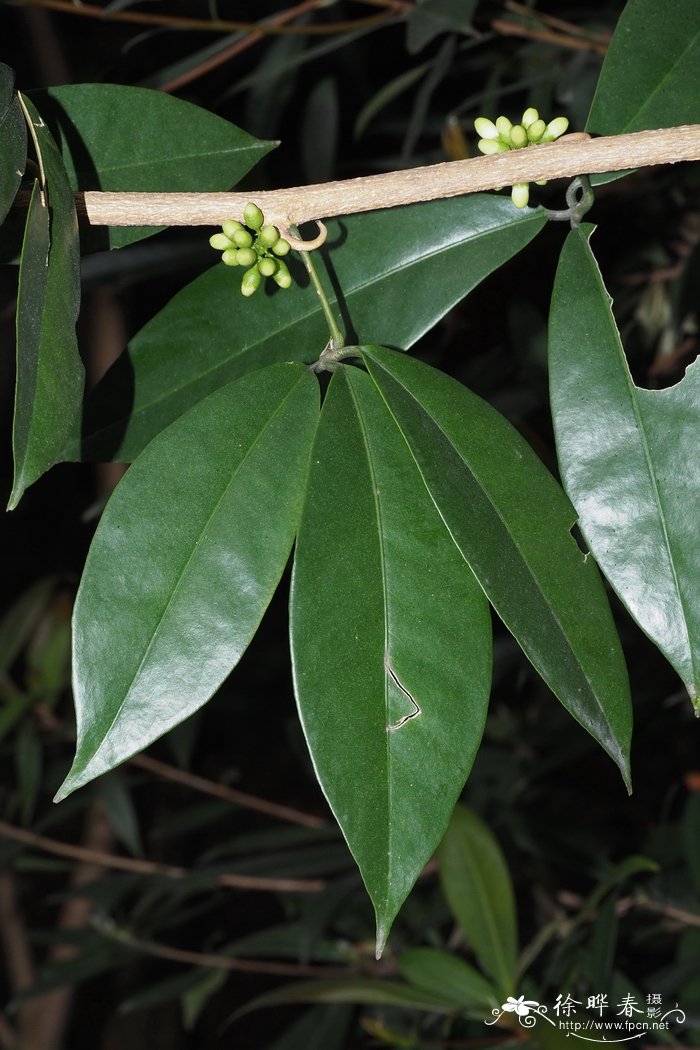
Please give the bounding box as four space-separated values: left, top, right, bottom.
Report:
0 64 26 226
10 95 83 509
549 226 700 708
290 367 491 955
363 346 632 786
78 195 546 462
398 948 498 1010
57 364 318 800
34 84 274 249
236 978 459 1018
437 805 517 996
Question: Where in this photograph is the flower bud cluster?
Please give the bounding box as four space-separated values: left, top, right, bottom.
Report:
474 109 569 208
209 203 293 296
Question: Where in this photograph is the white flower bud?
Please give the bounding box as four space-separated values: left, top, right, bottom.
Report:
496 115 513 140
474 117 499 139
521 107 539 127
542 116 569 142
511 183 530 208
478 138 509 155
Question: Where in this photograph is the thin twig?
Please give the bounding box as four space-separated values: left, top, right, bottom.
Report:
158 0 343 94
97 921 351 978
504 0 611 44
66 125 700 230
491 18 608 55
10 0 404 34
129 753 327 830
0 819 324 893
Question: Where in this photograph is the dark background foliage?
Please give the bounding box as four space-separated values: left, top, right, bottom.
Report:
0 2 699 1047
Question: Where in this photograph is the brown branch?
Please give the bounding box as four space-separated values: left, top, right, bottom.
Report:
10 0 404 34
491 17 608 55
97 921 351 979
70 125 700 230
129 753 327 829
0 819 324 893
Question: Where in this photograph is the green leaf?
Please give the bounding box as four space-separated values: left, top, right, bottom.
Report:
0 64 26 226
549 227 700 708
406 0 478 53
56 363 319 800
10 95 84 509
236 978 459 1018
436 805 517 996
362 346 633 786
290 366 491 955
0 577 58 678
398 948 498 1010
267 1005 354 1050
34 84 274 249
587 0 700 136
79 195 546 462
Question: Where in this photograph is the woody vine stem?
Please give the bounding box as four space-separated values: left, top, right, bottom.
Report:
70 124 700 231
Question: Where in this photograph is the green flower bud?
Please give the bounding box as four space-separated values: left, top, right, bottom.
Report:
222 248 239 266
474 116 499 139
495 115 513 140
272 238 291 257
542 116 569 142
273 260 292 289
258 225 280 249
235 247 257 267
509 124 528 148
244 202 264 230
521 107 539 128
536 178 548 186
241 265 262 297
527 119 546 143
478 138 509 156
258 256 278 277
209 232 233 251
511 183 530 208
232 228 253 248
222 220 243 239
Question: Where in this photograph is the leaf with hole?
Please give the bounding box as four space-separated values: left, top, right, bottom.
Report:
78 195 546 462
290 366 491 956
362 346 632 786
549 226 700 708
57 363 319 800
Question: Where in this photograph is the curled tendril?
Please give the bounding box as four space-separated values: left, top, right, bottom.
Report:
277 220 328 252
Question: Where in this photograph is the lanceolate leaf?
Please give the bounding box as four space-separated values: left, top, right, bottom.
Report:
587 0 700 136
10 95 83 510
549 227 700 707
398 948 498 1011
78 195 546 462
290 366 491 955
363 346 632 786
437 805 517 996
34 84 274 249
57 363 318 801
0 64 26 226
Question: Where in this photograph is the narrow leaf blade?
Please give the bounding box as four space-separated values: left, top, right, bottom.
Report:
0 64 26 226
58 363 319 799
290 367 491 955
398 948 498 1010
549 226 700 706
437 805 517 996
363 346 632 786
79 195 546 461
10 95 83 509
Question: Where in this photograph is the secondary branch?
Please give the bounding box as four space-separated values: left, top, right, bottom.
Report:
75 124 700 230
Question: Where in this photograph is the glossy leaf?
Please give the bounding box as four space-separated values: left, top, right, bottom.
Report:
587 0 700 135
10 95 83 509
549 227 700 707
57 363 318 800
34 84 274 249
0 64 26 226
436 805 517 996
363 346 632 785
398 948 498 1010
78 195 546 462
290 366 491 955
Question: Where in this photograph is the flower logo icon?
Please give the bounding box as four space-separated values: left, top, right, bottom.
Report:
502 995 540 1017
